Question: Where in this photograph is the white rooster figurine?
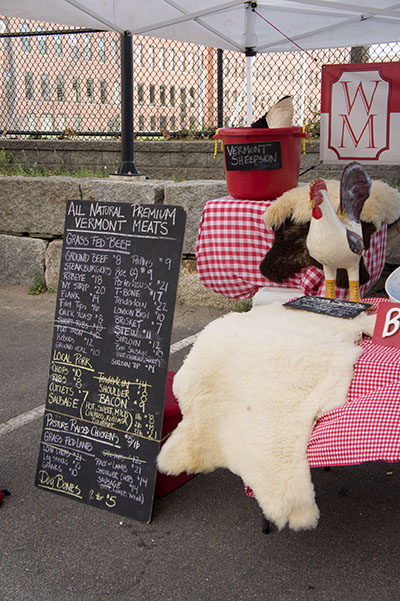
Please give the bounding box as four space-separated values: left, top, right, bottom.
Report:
306 162 372 302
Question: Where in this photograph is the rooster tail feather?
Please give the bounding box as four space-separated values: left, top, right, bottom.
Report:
340 162 371 223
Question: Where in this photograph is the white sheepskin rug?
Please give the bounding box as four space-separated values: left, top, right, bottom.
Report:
158 302 376 531
264 178 400 230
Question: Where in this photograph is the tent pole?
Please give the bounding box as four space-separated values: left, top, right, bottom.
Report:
117 31 143 176
245 53 254 126
244 2 257 127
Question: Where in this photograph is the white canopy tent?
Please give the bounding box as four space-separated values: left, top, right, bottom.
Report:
0 1 399 52
1 0 399 172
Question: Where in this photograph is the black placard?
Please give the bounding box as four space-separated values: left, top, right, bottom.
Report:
35 200 186 523
224 140 282 171
284 296 373 319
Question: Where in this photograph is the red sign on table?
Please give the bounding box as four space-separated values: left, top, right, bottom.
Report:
320 62 400 164
372 302 400 348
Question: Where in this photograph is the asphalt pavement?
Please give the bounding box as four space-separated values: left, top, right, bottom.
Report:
1 285 399 601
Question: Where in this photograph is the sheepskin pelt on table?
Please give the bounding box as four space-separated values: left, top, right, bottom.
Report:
158 302 376 531
260 179 400 286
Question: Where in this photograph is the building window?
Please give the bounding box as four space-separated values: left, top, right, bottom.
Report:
160 85 166 106
180 87 186 106
73 114 81 131
138 115 145 131
188 51 194 72
26 113 35 130
24 73 34 100
54 34 62 57
41 74 50 101
159 47 165 70
223 57 229 77
189 87 195 107
148 46 154 69
4 70 14 102
21 23 30 53
98 38 105 63
180 50 185 71
189 116 196 129
70 34 78 60
170 115 176 129
232 58 237 77
100 80 107 104
136 42 142 67
170 85 175 107
57 114 66 131
56 76 65 102
150 116 156 130
37 28 47 55
108 115 120 131
160 115 167 130
113 81 120 105
72 78 80 103
112 39 119 63
149 84 155 105
86 78 94 103
169 49 174 71
41 113 53 131
84 35 92 61
0 20 8 50
137 83 144 105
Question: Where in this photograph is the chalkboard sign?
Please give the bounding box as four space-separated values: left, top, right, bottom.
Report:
224 141 282 171
35 200 186 523
284 296 373 319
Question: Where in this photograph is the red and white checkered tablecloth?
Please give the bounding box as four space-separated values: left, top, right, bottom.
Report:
244 297 400 498
308 299 400 467
196 197 387 300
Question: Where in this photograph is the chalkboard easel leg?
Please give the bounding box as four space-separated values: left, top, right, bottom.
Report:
262 516 273 534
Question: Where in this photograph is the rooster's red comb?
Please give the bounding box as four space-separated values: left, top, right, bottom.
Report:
309 179 327 199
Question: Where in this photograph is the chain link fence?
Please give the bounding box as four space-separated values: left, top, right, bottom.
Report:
0 15 399 138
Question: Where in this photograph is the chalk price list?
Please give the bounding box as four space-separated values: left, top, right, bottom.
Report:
38 409 151 513
36 201 186 521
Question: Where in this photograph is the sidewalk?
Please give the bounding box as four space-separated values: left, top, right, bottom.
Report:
0 285 399 601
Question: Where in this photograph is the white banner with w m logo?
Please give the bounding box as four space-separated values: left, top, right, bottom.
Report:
320 62 400 164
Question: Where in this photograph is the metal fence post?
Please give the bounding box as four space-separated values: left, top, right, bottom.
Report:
217 48 223 128
117 31 142 176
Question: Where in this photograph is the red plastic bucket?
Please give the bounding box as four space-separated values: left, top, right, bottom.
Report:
214 127 305 200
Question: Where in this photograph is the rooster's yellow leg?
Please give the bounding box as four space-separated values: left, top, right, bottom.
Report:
348 281 361 302
324 280 336 299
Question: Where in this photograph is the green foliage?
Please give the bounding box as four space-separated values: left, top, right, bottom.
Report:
306 112 321 139
0 148 13 173
29 272 47 295
391 177 400 190
0 148 108 178
156 128 216 141
234 299 252 312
